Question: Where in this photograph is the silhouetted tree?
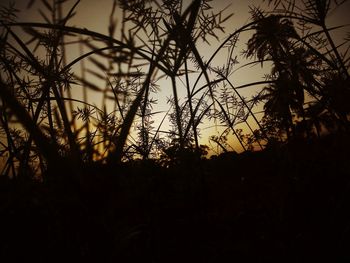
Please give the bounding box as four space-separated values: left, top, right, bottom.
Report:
246 11 298 69
320 72 350 129
246 10 301 140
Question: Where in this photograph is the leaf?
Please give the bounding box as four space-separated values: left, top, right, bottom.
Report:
27 0 36 9
86 69 105 80
89 57 108 71
41 0 52 12
38 9 51 24
78 77 103 92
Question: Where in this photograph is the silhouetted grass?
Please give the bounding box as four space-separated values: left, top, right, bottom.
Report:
0 0 349 262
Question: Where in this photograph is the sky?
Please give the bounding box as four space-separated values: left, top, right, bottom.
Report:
4 0 350 154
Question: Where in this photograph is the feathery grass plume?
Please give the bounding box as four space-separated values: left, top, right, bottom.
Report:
1 0 348 174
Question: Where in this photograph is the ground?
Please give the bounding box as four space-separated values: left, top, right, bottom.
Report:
1 133 350 262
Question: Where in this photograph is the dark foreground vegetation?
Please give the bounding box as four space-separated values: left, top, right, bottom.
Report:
1 134 350 262
1 0 350 262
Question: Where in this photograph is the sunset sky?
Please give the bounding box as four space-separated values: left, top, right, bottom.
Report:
7 0 350 153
